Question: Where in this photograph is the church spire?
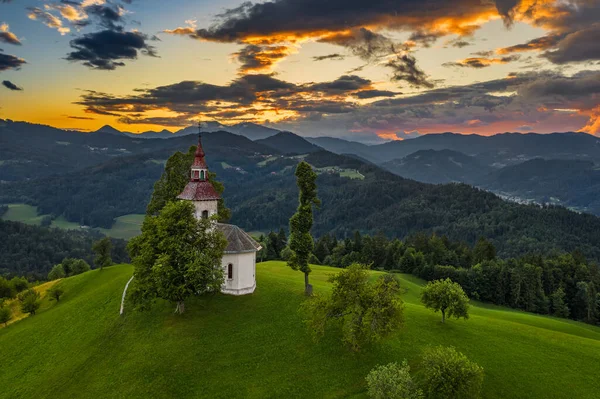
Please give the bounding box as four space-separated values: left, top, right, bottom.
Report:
192 122 207 171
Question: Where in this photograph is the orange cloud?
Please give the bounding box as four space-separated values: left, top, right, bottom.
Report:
581 107 600 135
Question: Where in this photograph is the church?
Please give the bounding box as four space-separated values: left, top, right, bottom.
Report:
177 133 261 295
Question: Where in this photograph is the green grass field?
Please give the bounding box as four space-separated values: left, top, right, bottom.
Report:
1 203 143 239
1 262 599 398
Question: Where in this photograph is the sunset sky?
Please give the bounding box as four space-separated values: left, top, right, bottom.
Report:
0 0 598 142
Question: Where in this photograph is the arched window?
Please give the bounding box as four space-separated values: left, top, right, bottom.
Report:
202 210 209 219
227 263 233 279
200 170 205 180
193 170 199 180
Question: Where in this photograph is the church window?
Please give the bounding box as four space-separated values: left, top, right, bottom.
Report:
193 170 199 179
228 263 233 279
202 210 209 219
200 170 205 180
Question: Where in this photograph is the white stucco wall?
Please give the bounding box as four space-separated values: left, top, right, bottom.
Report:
193 200 218 219
221 252 256 295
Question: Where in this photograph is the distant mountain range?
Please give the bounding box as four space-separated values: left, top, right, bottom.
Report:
5 119 600 256
94 121 281 141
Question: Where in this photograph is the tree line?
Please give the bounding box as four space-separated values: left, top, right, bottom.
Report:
260 229 600 325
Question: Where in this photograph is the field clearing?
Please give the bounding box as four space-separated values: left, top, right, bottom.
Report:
1 203 143 239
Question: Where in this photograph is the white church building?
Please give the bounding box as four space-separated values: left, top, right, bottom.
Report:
177 133 261 295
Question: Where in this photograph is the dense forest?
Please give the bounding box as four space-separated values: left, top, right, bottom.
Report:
0 220 129 280
261 230 600 325
5 145 600 262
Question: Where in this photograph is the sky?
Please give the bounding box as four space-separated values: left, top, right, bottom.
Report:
0 0 598 143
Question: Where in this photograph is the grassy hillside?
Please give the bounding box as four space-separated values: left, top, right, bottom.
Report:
1 262 599 398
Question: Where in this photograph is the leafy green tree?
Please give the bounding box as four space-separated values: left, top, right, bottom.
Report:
92 237 113 270
69 259 91 275
48 264 66 280
550 287 570 318
10 277 29 293
576 282 598 323
420 346 484 399
0 306 11 326
0 277 15 299
302 264 404 351
366 361 423 399
19 289 41 316
146 145 231 221
288 161 321 295
48 286 64 302
128 201 227 314
473 237 496 264
421 278 470 323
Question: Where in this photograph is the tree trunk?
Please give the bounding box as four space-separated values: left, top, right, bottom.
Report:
304 272 312 296
441 309 446 324
175 301 185 314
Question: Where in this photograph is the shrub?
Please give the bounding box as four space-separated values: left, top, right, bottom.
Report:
366 361 423 399
420 346 484 399
48 286 64 302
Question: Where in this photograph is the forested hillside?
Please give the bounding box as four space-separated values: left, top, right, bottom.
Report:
0 220 128 279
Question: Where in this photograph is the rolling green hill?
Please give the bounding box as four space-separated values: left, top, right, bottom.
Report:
2 262 599 398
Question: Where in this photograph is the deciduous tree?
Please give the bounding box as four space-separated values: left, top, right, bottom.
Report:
19 289 41 316
420 346 484 399
48 286 64 302
92 237 113 270
0 306 12 327
128 201 227 314
421 278 470 323
302 264 404 351
48 264 66 281
366 361 423 399
288 161 320 295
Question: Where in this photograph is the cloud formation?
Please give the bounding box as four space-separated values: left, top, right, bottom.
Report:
2 80 22 90
0 23 20 45
66 29 158 70
0 49 26 71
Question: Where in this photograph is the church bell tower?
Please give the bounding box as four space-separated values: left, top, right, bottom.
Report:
177 124 220 220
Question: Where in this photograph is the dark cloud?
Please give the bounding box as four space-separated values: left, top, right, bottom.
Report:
232 44 290 72
386 54 434 88
309 75 371 94
408 30 444 47
312 53 345 61
0 50 26 71
2 80 22 90
85 4 125 30
353 90 400 99
66 30 158 70
494 0 521 26
175 0 507 43
543 26 600 64
66 115 95 120
497 34 565 54
318 28 397 61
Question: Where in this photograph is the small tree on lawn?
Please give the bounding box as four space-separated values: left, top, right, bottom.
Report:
19 289 41 316
48 286 64 302
0 306 12 327
421 278 469 323
93 237 113 270
302 264 404 351
420 346 484 399
128 201 227 314
366 361 423 399
288 161 320 295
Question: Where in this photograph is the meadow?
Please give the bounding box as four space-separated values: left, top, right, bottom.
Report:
1 262 599 398
1 203 143 239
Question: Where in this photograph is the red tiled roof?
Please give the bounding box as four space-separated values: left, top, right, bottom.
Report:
177 181 221 201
